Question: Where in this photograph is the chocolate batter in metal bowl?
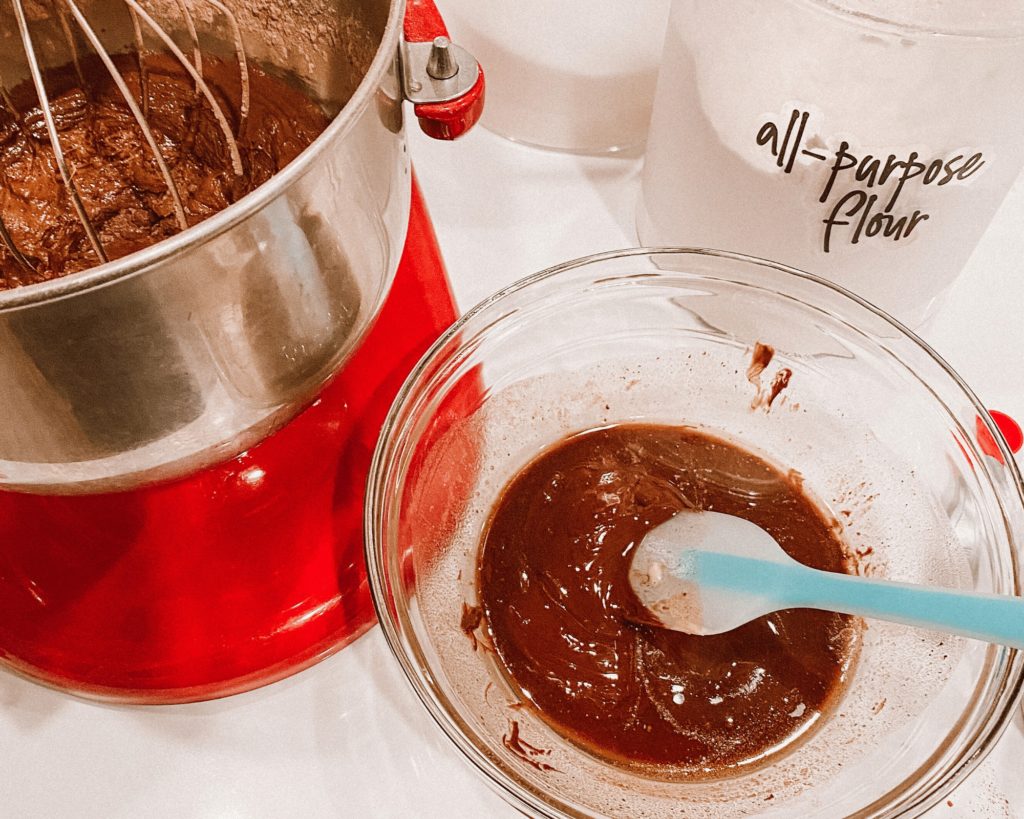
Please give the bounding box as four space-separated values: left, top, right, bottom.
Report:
0 0 481 493
367 249 1024 817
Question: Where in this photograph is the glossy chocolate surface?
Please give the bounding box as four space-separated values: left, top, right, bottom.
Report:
478 424 857 777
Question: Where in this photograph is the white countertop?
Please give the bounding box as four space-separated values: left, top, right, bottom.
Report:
2 124 1022 818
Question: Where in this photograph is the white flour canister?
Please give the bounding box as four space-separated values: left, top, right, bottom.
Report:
638 0 1024 327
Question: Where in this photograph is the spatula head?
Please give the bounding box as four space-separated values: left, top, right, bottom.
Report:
629 510 794 635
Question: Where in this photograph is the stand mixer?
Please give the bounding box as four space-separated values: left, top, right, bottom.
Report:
0 0 483 701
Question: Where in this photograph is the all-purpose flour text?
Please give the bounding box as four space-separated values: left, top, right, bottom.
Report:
756 109 985 253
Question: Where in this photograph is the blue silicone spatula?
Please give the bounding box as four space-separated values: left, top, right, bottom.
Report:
628 510 1024 647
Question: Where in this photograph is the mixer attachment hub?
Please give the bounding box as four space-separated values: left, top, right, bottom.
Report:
402 35 478 104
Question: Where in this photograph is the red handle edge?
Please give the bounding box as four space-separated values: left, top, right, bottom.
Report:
403 0 486 141
976 409 1023 465
413 75 485 141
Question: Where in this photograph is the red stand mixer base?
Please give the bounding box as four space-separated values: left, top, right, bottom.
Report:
0 180 461 702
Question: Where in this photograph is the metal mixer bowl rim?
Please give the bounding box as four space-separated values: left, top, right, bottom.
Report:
0 0 404 312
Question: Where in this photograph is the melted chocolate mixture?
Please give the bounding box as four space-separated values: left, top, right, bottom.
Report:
0 53 330 288
478 424 857 777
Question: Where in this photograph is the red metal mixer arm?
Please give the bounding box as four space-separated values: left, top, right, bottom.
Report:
403 0 448 42
403 0 485 140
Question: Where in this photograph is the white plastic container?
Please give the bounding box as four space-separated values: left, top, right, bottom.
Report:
436 1 670 153
638 0 1024 327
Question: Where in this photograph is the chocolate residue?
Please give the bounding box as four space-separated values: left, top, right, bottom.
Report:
0 53 331 288
460 603 483 651
502 720 555 772
767 368 793 407
746 342 775 386
852 545 878 577
747 343 793 411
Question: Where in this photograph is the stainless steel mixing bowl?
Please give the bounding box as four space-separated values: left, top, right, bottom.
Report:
0 0 482 493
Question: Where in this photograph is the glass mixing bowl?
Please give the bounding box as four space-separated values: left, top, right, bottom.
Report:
366 248 1024 817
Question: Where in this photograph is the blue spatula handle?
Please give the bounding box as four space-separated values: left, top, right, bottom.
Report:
697 552 1024 649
